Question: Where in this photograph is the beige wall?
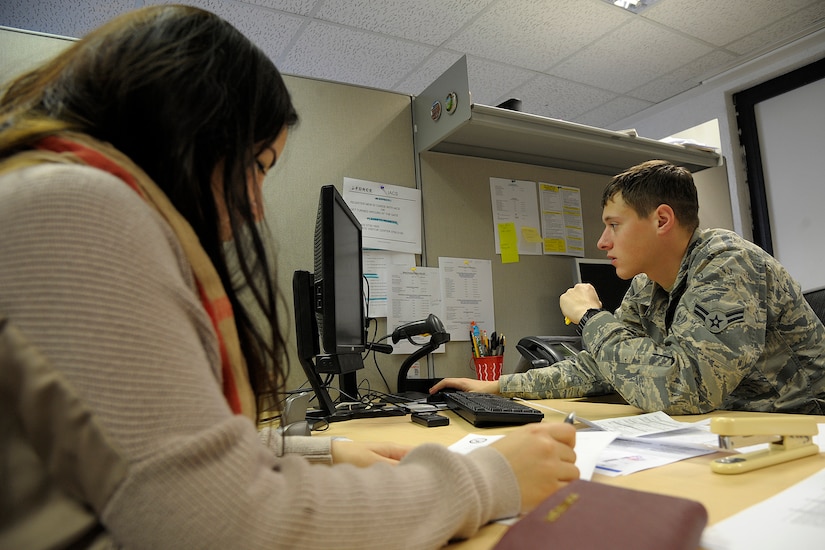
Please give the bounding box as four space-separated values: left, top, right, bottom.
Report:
266 75 416 394
420 152 609 376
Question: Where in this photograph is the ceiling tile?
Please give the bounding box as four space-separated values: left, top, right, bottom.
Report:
725 3 825 55
243 0 323 17
552 18 713 94
629 49 737 102
643 0 819 47
0 0 133 37
392 50 464 95
505 74 618 121
160 0 305 61
576 96 654 128
465 57 537 106
1 0 822 129
279 21 432 90
314 0 496 45
445 0 630 71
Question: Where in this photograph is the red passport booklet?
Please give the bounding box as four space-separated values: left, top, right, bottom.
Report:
494 479 708 550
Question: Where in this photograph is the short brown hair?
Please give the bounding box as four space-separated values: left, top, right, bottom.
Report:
601 160 699 232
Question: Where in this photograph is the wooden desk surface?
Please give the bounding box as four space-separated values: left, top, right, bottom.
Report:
318 397 825 549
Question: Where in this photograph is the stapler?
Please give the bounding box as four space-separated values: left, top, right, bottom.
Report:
709 416 819 474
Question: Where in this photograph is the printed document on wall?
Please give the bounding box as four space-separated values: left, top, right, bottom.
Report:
343 178 422 254
387 265 445 355
362 250 416 318
489 178 542 256
438 257 495 342
539 183 584 257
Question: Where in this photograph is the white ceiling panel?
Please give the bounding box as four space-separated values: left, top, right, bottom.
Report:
279 21 433 90
628 49 738 103
314 0 496 45
465 57 538 106
1 0 823 128
576 95 656 128
725 2 825 56
643 0 818 47
552 18 713 94
506 73 619 121
444 0 631 71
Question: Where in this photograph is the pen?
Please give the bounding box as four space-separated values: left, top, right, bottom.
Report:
564 411 576 424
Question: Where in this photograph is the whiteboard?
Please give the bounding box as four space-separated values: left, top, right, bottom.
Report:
755 76 825 292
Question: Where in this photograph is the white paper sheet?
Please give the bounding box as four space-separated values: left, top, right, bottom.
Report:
437 257 495 342
702 467 825 550
489 178 542 256
343 178 422 254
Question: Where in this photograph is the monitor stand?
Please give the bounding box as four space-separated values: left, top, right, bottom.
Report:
293 270 406 426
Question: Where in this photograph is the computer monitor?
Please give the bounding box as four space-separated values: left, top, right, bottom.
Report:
293 186 404 423
573 258 633 314
312 184 367 375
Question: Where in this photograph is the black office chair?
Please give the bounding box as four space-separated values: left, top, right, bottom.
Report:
803 288 825 323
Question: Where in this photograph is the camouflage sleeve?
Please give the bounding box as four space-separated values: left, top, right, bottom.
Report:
584 247 767 414
498 354 615 399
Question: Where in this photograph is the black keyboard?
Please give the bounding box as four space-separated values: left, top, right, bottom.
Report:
441 392 544 427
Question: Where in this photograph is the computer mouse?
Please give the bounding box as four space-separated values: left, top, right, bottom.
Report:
426 388 457 404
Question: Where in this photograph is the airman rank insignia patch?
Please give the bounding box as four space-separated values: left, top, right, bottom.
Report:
695 304 745 334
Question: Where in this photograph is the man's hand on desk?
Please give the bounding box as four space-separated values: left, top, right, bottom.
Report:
491 423 579 513
331 440 412 467
429 377 500 394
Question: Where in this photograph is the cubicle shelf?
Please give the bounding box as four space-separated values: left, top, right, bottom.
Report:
413 57 722 176
425 103 721 175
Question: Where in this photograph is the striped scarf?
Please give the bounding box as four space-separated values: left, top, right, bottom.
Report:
2 132 257 421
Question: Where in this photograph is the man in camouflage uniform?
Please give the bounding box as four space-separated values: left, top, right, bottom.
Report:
432 160 825 415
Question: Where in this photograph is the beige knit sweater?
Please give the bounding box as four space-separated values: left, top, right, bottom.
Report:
0 163 520 549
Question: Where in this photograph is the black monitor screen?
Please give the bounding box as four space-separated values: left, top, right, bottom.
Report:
573 259 633 314
313 185 366 373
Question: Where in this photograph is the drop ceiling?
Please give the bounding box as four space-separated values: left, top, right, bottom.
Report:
1 0 824 128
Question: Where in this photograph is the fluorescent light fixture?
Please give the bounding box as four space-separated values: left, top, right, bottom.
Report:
605 0 662 14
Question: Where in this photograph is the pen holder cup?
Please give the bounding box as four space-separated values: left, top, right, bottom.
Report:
473 356 503 381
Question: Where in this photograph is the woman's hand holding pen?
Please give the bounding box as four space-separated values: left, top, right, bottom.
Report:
490 422 578 513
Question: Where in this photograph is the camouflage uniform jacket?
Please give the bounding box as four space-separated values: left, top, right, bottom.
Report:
500 228 825 415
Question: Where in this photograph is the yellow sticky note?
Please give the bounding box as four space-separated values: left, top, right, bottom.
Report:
498 222 520 264
544 238 567 253
521 226 542 243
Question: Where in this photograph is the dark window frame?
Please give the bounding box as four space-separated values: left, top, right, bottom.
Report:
733 56 825 255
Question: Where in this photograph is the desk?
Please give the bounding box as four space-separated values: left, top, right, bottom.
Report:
319 398 825 549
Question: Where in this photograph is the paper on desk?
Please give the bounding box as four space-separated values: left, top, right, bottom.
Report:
589 418 825 477
574 431 618 480
448 433 504 454
449 431 617 481
593 436 716 477
584 413 719 477
588 410 698 437
701 467 825 550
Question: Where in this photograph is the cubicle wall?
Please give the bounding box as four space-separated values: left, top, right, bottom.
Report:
421 153 610 377
264 76 417 395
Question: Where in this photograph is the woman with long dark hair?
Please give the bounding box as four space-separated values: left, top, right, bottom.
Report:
0 6 577 548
